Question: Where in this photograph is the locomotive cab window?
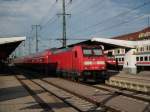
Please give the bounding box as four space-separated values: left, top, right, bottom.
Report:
83 49 92 56
93 49 102 56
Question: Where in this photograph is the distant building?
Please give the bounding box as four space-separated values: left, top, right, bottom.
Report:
107 27 150 73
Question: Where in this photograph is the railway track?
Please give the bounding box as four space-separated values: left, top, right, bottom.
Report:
15 74 100 112
61 77 150 102
93 84 150 102
13 68 150 112
50 75 150 103
42 77 150 112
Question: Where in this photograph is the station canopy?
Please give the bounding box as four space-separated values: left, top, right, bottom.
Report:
66 37 150 50
0 37 26 60
67 37 135 50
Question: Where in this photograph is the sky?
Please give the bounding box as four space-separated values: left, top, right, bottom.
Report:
0 0 150 56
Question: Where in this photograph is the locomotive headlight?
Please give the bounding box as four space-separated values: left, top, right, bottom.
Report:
84 61 92 65
97 61 105 64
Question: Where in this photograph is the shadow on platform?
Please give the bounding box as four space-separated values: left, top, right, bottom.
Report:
21 101 73 112
0 85 29 102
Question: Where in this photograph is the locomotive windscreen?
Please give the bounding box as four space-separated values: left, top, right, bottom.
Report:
83 48 102 56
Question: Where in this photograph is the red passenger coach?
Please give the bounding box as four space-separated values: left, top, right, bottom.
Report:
49 45 107 81
14 49 54 74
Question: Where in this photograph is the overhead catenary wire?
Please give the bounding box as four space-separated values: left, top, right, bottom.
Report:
77 14 150 37
71 0 105 15
28 0 150 51
66 0 91 14
70 0 150 36
39 1 57 26
42 16 58 29
69 0 106 25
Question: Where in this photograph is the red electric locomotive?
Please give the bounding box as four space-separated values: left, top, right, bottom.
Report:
49 45 107 81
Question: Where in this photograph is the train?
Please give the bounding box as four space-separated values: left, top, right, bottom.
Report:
14 49 52 73
14 45 111 81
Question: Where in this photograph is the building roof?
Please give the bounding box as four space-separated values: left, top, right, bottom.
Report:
91 37 135 49
64 38 135 50
112 27 150 40
0 37 26 45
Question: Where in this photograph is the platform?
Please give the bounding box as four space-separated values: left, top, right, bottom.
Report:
0 74 43 112
106 72 150 92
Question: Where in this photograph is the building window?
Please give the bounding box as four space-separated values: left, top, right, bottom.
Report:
136 48 138 52
145 56 148 61
142 47 144 52
140 57 143 61
119 58 121 62
140 47 142 52
136 57 139 61
117 50 120 54
147 46 149 51
121 49 124 54
122 58 124 61
116 58 118 61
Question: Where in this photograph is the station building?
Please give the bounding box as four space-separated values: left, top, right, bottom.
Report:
107 27 150 73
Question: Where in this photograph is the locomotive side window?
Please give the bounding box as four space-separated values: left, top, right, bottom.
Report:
75 51 77 58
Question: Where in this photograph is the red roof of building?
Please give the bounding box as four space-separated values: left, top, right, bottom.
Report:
112 27 150 40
